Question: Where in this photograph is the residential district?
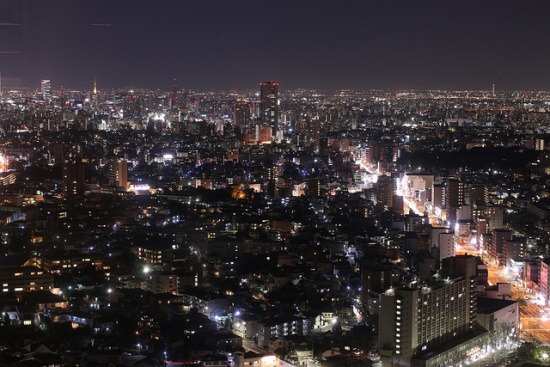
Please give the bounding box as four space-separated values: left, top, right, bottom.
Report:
0 81 550 367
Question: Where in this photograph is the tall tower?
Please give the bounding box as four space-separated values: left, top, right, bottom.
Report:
91 77 98 107
0 0 22 88
260 81 279 137
62 147 85 197
169 78 177 110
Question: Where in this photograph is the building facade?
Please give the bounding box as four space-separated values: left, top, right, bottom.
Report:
260 81 278 137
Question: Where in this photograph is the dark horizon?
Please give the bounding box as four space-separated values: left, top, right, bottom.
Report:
5 0 550 91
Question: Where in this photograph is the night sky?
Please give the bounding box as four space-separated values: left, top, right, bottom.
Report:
14 0 550 90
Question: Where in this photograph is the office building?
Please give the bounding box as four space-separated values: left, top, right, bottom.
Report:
489 229 513 266
123 93 142 119
108 159 128 190
41 79 51 101
484 206 504 232
431 184 443 212
234 101 251 136
62 148 85 197
445 179 464 224
377 175 395 208
260 81 278 137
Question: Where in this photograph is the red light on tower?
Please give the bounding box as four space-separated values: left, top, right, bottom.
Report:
260 81 279 87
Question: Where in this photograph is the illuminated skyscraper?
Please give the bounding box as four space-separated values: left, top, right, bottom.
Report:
234 101 251 135
41 79 51 101
260 81 278 137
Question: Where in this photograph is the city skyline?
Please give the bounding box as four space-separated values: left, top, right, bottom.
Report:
0 62 549 366
2 0 549 90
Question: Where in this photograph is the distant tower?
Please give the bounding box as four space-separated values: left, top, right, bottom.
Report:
492 83 495 97
91 77 98 106
40 79 51 101
260 81 279 137
169 78 177 109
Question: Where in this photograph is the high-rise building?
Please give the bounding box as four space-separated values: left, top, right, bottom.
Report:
260 81 278 137
169 78 178 109
431 183 444 213
429 227 454 264
445 179 464 224
483 205 504 232
41 79 51 101
123 93 142 120
467 184 487 207
377 175 395 208
62 154 85 196
379 255 483 367
504 238 524 267
108 159 128 190
234 102 251 134
489 229 513 266
361 262 400 314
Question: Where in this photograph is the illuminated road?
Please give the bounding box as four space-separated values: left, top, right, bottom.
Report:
456 243 550 346
484 262 550 345
377 164 550 346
